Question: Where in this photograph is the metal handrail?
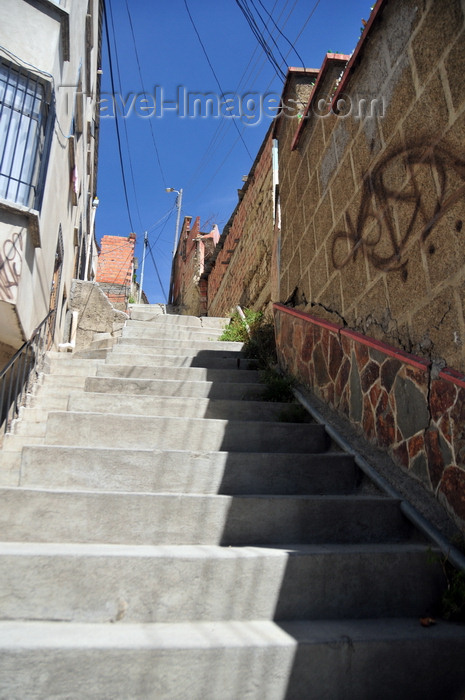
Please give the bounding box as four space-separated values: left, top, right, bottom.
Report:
0 310 55 435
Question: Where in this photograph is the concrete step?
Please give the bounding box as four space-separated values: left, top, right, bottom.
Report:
66 392 299 422
0 542 444 623
45 360 104 376
104 352 254 370
42 411 327 453
73 348 109 359
110 343 244 358
128 313 228 329
84 376 266 400
1 618 465 700
122 330 226 344
1 434 44 451
116 336 244 351
0 488 416 545
95 364 260 384
18 446 358 494
124 320 224 334
36 374 89 390
11 417 46 437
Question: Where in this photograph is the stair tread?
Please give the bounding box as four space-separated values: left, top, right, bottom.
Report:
1 617 464 647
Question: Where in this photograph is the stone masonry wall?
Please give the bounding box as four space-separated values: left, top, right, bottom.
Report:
274 303 465 534
274 0 465 373
207 128 274 318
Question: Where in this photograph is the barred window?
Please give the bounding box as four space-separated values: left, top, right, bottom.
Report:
0 61 51 208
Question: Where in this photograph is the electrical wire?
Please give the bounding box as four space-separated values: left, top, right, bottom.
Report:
235 0 286 81
124 0 167 188
102 0 135 232
183 0 253 161
255 0 306 68
107 0 143 232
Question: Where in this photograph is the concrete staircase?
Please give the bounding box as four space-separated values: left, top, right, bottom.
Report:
0 304 465 699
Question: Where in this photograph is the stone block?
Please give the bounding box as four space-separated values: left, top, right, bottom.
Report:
444 30 465 114
411 0 464 85
394 374 429 440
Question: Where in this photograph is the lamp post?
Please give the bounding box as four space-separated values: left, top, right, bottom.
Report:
138 230 148 303
166 187 183 306
165 187 183 258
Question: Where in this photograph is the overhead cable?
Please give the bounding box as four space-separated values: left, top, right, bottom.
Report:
107 0 144 231
124 0 168 188
102 0 135 232
183 0 253 160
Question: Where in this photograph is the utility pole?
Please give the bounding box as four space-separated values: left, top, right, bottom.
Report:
138 231 148 303
166 187 183 306
165 187 183 258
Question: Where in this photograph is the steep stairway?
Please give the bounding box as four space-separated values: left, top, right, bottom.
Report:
0 305 465 699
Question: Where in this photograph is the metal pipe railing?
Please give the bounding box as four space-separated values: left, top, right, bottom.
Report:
0 310 55 434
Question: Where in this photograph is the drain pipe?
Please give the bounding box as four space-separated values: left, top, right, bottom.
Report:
294 386 465 573
58 311 79 352
236 306 250 335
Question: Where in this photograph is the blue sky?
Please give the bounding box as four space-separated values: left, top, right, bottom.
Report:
96 0 373 303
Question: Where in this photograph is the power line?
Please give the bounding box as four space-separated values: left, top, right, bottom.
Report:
255 0 306 68
183 0 253 161
235 0 286 81
124 0 167 188
102 0 135 232
107 0 143 231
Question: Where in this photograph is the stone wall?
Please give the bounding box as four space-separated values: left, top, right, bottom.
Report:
68 280 127 350
274 0 465 373
274 303 465 534
206 126 274 318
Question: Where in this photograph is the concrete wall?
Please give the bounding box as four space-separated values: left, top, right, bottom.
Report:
206 127 274 318
0 0 102 365
68 280 126 350
274 0 465 373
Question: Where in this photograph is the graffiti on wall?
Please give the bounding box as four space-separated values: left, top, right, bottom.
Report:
331 143 465 277
0 231 23 302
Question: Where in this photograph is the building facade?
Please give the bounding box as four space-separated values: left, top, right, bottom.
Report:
0 0 102 367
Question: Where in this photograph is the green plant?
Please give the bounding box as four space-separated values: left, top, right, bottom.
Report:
128 295 136 304
218 310 251 342
427 548 465 622
442 568 465 621
244 318 277 369
258 367 296 403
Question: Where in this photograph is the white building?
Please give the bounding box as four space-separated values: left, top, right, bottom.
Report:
0 0 102 367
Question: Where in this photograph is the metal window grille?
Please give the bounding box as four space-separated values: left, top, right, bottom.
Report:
0 61 50 207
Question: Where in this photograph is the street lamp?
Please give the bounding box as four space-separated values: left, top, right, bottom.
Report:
165 187 183 259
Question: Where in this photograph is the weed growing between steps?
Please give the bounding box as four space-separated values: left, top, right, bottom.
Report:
427 547 465 622
220 309 304 410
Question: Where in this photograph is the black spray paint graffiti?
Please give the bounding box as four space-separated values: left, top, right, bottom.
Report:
0 231 23 302
331 143 465 277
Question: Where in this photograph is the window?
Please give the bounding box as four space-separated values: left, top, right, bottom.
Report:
0 61 52 208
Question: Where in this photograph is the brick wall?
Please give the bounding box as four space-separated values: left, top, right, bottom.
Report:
206 126 275 317
171 217 220 316
274 0 465 373
96 233 136 307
